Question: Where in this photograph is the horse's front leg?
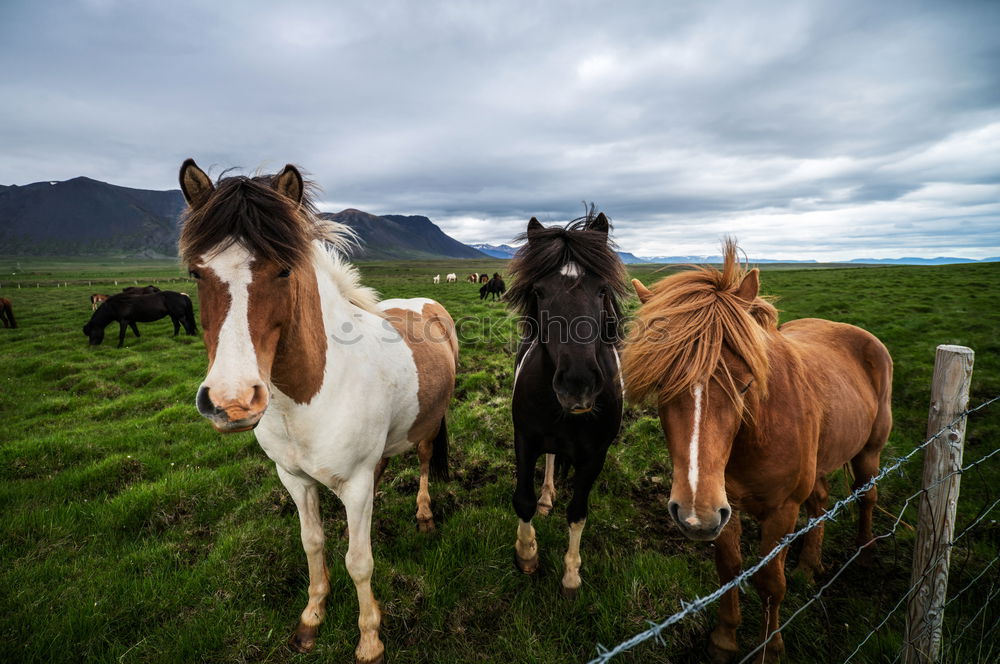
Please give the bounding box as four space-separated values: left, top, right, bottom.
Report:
117 321 128 347
339 471 384 664
750 502 799 664
512 430 542 573
708 512 743 664
536 453 557 516
129 321 140 337
277 467 330 654
560 451 607 599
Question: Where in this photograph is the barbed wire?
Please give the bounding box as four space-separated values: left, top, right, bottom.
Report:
586 394 1000 664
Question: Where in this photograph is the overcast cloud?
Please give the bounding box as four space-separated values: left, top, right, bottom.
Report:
1 0 998 259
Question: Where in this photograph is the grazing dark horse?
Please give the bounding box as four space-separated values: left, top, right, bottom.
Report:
121 285 161 295
0 298 16 328
623 240 892 663
83 290 197 347
479 273 506 301
506 211 627 597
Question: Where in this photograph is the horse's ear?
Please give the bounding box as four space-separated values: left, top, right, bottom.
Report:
526 217 544 243
179 159 214 207
734 268 760 303
632 278 653 304
588 212 609 235
275 164 304 205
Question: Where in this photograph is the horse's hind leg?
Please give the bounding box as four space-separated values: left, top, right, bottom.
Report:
277 466 330 654
339 473 384 664
851 443 884 551
129 321 140 337
795 474 829 580
171 316 180 336
415 438 436 532
118 321 128 347
709 513 743 664
536 453 557 516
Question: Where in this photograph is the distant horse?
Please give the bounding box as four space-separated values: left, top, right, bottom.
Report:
90 293 109 311
446 272 457 283
178 159 458 661
466 273 478 283
506 211 627 598
83 290 197 347
121 285 161 295
433 274 440 284
479 273 506 301
479 273 489 283
0 298 16 328
623 239 892 663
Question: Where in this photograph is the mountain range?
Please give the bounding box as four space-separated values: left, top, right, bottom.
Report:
1 177 995 265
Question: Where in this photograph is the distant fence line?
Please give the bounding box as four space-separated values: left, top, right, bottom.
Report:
0 277 193 290
588 345 998 664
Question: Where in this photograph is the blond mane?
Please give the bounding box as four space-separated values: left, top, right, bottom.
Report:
621 239 778 406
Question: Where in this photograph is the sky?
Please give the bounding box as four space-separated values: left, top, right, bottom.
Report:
1 0 998 260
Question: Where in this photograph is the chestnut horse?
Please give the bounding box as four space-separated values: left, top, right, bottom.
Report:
622 240 892 663
0 297 15 328
178 159 458 663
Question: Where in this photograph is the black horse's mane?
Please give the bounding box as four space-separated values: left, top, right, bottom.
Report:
506 208 629 341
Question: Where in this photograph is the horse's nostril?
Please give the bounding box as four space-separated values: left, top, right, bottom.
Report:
668 500 681 525
196 386 218 416
718 506 731 527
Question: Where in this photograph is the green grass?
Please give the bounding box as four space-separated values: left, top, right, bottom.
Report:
1 259 998 663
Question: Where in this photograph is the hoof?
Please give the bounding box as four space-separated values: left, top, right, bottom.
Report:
708 632 737 664
289 624 318 653
356 654 384 664
514 551 539 574
561 584 579 600
417 517 436 533
535 501 552 517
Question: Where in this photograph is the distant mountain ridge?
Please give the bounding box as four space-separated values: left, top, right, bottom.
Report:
322 209 488 260
0 177 185 256
0 176 488 260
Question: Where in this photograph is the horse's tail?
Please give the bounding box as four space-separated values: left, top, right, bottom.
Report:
183 294 198 334
429 417 449 482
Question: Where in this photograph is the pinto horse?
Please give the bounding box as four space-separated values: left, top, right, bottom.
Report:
90 293 109 311
83 290 197 347
0 297 16 328
623 240 892 663
506 212 627 597
178 159 458 662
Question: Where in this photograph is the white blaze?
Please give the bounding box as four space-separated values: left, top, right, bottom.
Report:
688 383 703 502
201 244 261 400
559 261 582 278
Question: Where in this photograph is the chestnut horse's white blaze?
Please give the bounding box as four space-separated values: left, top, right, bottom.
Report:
179 159 457 664
686 382 704 520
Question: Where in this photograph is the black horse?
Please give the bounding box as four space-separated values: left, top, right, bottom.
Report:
479 273 506 301
83 290 197 347
505 209 628 597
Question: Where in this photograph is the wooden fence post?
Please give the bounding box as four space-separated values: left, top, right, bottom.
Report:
903 344 974 664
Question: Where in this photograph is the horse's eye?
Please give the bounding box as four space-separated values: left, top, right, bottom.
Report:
598 287 607 298
189 270 201 280
278 268 291 278
533 287 545 299
740 379 754 395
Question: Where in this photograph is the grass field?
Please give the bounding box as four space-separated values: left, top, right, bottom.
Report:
1 256 998 663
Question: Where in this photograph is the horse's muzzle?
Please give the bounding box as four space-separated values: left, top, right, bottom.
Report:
668 500 731 541
197 385 267 433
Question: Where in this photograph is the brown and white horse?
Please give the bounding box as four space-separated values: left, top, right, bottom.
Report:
178 159 458 663
622 240 892 663
90 293 109 311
